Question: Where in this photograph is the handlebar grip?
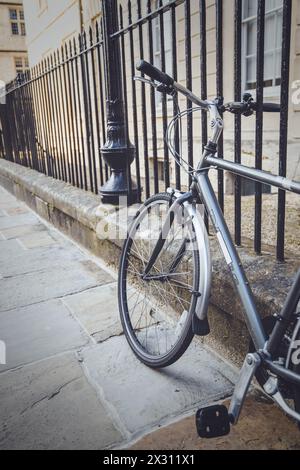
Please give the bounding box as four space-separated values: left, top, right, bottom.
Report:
136 60 174 87
252 102 281 113
262 103 281 113
228 102 245 111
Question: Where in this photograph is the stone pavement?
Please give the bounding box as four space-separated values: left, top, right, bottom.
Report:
0 186 237 450
0 185 299 450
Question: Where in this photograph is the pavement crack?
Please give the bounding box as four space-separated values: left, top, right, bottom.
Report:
2 268 47 280
20 377 80 416
91 331 124 344
47 377 80 400
61 284 102 299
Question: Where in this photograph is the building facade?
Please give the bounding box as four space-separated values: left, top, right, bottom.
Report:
21 0 300 194
23 0 101 65
0 0 28 84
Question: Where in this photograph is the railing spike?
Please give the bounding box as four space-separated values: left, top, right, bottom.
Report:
95 20 99 42
89 25 93 46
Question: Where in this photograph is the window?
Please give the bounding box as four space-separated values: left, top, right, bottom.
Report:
153 0 172 105
9 9 17 20
11 23 19 35
9 8 26 36
15 57 29 75
242 0 283 93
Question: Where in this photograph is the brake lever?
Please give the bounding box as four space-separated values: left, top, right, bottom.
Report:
133 76 176 96
133 76 158 88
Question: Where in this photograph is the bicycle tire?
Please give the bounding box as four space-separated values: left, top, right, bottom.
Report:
118 192 201 368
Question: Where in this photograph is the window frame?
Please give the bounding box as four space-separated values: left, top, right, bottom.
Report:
9 7 26 37
14 56 29 75
9 9 18 20
242 0 283 98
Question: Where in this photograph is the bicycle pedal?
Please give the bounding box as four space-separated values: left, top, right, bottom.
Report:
195 405 231 438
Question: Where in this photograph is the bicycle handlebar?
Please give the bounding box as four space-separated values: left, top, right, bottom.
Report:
136 61 281 115
224 101 280 114
256 102 281 113
136 60 174 87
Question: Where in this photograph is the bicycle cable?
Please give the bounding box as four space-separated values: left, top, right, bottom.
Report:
165 103 203 176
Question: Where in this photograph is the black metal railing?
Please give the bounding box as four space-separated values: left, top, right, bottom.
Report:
0 0 294 262
1 21 108 194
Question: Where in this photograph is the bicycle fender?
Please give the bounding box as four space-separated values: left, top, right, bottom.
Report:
184 202 212 324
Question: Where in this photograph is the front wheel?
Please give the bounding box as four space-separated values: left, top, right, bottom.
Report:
118 192 208 368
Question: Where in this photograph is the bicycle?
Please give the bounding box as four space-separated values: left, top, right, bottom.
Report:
118 60 300 438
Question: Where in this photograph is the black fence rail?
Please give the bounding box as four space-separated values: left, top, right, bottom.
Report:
0 0 294 262
0 129 4 160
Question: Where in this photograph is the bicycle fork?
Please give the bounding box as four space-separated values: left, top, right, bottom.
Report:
142 191 193 278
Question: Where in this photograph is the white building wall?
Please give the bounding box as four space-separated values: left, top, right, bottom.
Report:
23 0 102 65
23 0 81 64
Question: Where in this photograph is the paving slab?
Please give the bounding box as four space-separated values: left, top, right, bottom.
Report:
63 283 122 342
0 194 20 210
0 212 38 230
18 231 58 249
0 239 27 263
81 337 237 437
5 206 31 216
0 259 114 312
0 353 123 450
0 240 85 278
0 223 46 240
0 299 91 372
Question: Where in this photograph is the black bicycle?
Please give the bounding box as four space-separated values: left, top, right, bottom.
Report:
118 60 300 438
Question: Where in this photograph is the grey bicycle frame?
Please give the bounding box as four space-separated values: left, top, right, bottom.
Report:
194 169 267 350
173 84 300 355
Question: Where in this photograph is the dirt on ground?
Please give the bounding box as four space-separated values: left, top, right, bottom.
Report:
131 393 300 450
224 192 300 256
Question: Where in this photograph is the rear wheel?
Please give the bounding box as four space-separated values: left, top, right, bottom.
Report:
118 193 200 368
